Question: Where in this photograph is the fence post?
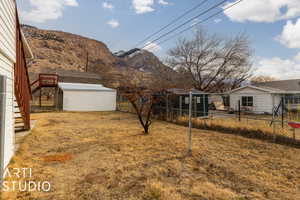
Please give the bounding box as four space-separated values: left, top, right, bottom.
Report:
166 94 169 120
203 95 205 117
188 91 193 154
238 100 241 121
281 97 284 128
272 108 276 142
179 96 182 116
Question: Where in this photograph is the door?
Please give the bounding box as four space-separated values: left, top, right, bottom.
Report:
0 75 6 180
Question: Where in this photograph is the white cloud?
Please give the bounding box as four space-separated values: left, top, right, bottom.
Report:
143 42 161 52
107 19 120 28
132 0 155 14
214 18 222 23
20 0 78 23
277 18 300 49
190 18 199 27
223 0 300 23
254 54 300 79
158 0 169 5
102 2 114 9
294 52 300 62
64 0 78 6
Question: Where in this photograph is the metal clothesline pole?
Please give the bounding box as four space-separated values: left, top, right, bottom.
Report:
188 91 193 154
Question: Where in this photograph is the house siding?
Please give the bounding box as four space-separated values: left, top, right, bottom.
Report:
0 0 16 171
230 87 274 114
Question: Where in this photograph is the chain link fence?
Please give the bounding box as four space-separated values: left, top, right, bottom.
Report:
117 93 300 147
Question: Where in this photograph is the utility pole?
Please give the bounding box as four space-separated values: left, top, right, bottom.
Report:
188 91 193 155
85 51 89 72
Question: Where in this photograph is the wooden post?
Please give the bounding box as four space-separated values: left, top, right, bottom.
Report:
55 87 59 110
39 87 42 107
188 91 193 154
293 128 296 140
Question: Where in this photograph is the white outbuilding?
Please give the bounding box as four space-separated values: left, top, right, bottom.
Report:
58 82 116 111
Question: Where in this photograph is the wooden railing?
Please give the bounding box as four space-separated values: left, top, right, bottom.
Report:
31 74 59 94
14 12 31 130
37 74 59 87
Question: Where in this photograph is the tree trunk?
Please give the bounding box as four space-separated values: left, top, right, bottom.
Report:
143 125 149 134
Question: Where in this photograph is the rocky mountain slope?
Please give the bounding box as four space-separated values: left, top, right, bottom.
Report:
22 25 175 87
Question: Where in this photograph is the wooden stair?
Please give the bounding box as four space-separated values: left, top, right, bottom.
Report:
14 98 26 132
31 85 41 94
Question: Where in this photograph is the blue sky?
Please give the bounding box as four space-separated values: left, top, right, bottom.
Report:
17 0 300 79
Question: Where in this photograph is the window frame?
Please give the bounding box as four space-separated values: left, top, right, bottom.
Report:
241 96 253 107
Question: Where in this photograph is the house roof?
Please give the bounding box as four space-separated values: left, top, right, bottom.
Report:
58 82 115 92
55 70 102 79
167 88 208 95
229 79 300 94
228 85 277 94
253 79 300 92
36 69 103 84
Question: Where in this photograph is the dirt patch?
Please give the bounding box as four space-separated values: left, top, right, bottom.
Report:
43 154 73 163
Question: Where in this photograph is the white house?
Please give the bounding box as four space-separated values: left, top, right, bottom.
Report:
229 79 300 114
58 82 116 111
0 0 33 178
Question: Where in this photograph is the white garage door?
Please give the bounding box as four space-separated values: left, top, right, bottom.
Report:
63 90 116 111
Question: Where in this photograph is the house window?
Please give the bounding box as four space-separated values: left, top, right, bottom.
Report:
196 97 201 104
241 96 253 107
222 96 230 107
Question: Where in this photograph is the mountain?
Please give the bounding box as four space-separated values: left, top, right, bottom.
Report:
22 25 176 87
22 25 116 79
119 49 172 74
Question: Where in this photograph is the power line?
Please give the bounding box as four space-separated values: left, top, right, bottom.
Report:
140 0 228 50
134 0 210 48
144 0 244 51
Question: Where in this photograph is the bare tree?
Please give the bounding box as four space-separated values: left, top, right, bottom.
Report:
118 73 171 134
167 29 253 92
251 75 278 84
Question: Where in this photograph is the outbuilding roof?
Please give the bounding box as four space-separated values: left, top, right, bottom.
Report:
58 82 115 92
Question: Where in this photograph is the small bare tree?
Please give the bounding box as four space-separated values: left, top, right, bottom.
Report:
118 72 171 134
167 29 253 92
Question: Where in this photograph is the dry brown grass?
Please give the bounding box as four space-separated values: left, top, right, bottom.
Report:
172 116 300 147
2 111 300 200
